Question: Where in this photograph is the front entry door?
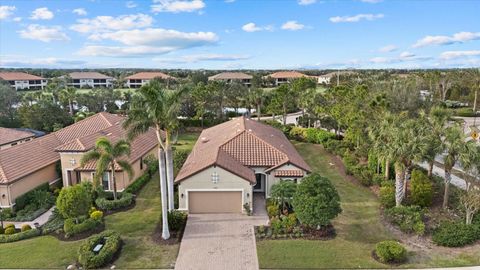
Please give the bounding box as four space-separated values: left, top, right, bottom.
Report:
254 174 265 192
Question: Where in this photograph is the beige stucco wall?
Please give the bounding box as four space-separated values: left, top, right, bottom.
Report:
266 163 307 198
177 166 253 213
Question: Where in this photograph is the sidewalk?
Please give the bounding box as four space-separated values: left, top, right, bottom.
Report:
6 206 55 229
418 162 466 190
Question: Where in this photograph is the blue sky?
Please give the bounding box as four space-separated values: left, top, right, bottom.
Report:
0 0 479 69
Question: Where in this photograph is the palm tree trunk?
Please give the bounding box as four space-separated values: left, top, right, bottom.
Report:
165 143 175 212
443 168 452 209
385 159 390 180
428 161 434 177
257 103 261 121
111 164 118 200
283 104 287 125
159 147 170 240
403 167 411 199
394 165 405 207
69 100 73 116
474 89 478 112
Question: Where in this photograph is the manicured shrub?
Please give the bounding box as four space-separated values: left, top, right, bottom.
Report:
304 128 335 144
289 126 307 140
372 174 385 186
323 139 350 157
5 223 15 230
78 230 122 269
95 192 134 211
270 217 283 235
410 169 433 207
385 206 425 235
161 210 187 231
375 241 407 263
292 173 342 228
379 181 396 209
90 210 104 221
173 149 190 176
56 184 92 219
281 213 298 233
0 228 41 243
124 174 150 194
21 224 32 232
342 151 358 175
64 217 101 238
4 227 15 235
267 204 279 218
353 165 373 186
432 222 480 247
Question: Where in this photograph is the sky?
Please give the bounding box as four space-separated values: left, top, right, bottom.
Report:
0 0 479 70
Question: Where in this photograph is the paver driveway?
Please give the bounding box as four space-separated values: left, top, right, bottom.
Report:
175 213 268 270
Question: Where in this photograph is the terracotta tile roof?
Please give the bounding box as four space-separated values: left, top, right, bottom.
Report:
0 128 35 146
208 72 252 81
0 72 44 81
175 117 310 183
68 72 112 80
266 71 309 79
0 112 124 184
274 169 304 177
125 72 174 80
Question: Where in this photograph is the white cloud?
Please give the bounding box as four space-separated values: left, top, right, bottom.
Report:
18 24 69 42
360 0 383 3
399 51 415 58
0 57 86 68
281 20 305 31
126 1 137 8
224 0 235 3
13 17 21 22
370 57 390 63
153 53 250 63
298 0 316 5
0 5 16 20
151 0 205 13
379 44 397 52
30 7 54 20
77 46 177 57
440 50 480 60
242 22 272 32
413 31 480 48
70 13 153 33
73 8 87 16
330 13 384 23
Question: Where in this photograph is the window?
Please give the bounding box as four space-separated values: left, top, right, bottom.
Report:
102 172 110 190
211 172 219 184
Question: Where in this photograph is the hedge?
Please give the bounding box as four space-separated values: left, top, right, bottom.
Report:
95 193 134 211
64 217 102 238
0 228 41 243
78 230 122 269
14 182 50 210
453 108 480 117
432 222 480 247
375 241 407 263
124 174 150 194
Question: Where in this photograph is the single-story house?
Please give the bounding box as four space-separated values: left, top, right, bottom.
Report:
0 72 47 90
175 117 311 214
125 72 175 88
264 71 313 86
0 128 36 150
208 72 253 87
66 72 114 88
0 112 158 208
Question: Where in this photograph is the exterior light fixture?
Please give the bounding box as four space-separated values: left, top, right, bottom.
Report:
181 193 184 198
70 159 76 165
246 193 250 198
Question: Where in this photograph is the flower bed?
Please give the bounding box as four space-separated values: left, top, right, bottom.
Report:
77 230 122 269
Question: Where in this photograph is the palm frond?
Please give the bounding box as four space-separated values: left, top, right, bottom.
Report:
116 160 134 180
80 151 101 167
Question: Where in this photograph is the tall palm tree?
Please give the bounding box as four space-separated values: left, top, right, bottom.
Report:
60 87 77 115
81 137 133 200
369 112 395 180
123 79 186 240
421 107 451 177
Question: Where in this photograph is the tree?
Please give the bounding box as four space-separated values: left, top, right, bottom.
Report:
421 107 451 177
247 87 264 121
0 82 19 127
459 142 480 224
272 84 295 125
270 180 297 211
123 79 186 240
461 189 480 225
18 100 72 132
292 173 342 228
56 183 92 221
59 87 77 115
81 137 133 200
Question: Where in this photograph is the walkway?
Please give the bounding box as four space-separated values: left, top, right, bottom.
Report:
175 213 268 270
419 162 467 190
7 206 55 229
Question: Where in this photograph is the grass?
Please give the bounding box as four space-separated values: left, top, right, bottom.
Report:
174 132 200 151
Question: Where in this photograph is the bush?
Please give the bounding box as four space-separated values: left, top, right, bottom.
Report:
342 151 358 175
270 217 283 235
379 182 396 208
4 227 15 235
410 169 433 207
95 192 134 211
0 228 41 243
173 149 190 175
14 182 50 210
375 241 407 263
323 139 350 157
289 126 307 140
454 108 479 117
41 209 64 235
385 206 425 235
56 184 92 219
124 174 150 194
267 204 279 218
64 217 101 238
90 210 104 221
372 174 385 186
161 210 187 231
432 222 480 247
304 128 335 144
353 165 373 186
5 223 15 230
78 230 121 269
21 224 32 232
292 173 342 228
281 213 298 233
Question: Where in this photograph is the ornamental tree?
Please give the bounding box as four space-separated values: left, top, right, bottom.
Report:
292 173 342 228
56 183 92 220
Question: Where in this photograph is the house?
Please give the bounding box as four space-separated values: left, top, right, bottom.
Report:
125 72 175 88
0 112 158 208
317 72 336 85
175 117 311 214
265 71 312 86
66 72 114 88
0 72 47 90
208 72 253 87
0 128 36 150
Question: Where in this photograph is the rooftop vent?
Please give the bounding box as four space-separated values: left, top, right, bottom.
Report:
201 137 209 143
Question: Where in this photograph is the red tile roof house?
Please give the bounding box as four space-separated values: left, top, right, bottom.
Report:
0 127 36 150
124 72 175 88
175 117 311 214
0 72 47 90
0 112 159 209
65 72 114 88
208 72 253 87
264 71 316 86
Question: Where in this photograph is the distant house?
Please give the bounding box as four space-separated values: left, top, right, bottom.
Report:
317 72 336 85
0 72 47 90
265 71 312 86
208 72 253 87
0 128 36 150
66 72 114 88
124 72 175 88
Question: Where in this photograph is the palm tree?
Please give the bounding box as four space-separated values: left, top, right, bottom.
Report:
441 125 466 209
421 107 451 177
369 112 395 180
123 79 186 240
81 137 133 200
249 87 264 121
60 87 77 115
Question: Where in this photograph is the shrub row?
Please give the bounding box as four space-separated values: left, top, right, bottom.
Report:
385 206 426 235
375 241 407 263
95 192 134 211
64 217 102 238
160 210 188 232
0 228 41 243
432 222 480 247
124 174 150 194
288 127 336 144
78 230 122 269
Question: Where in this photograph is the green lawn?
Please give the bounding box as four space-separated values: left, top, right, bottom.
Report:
257 142 480 269
174 132 200 151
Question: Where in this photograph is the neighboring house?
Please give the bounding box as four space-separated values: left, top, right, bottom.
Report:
208 72 253 87
124 72 175 88
0 72 47 90
265 71 313 86
0 128 36 150
66 72 114 88
175 117 311 214
317 72 336 85
0 112 158 208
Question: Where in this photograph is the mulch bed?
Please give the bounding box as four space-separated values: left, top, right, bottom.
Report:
152 219 187 245
301 225 336 240
101 200 137 217
51 223 105 242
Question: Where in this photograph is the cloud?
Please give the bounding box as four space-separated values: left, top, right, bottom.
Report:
242 22 272 32
126 1 137 8
413 31 480 48
281 20 305 31
360 0 383 3
151 0 205 13
70 13 153 33
440 50 480 60
370 52 432 64
73 8 87 16
13 17 21 22
30 7 54 20
298 0 316 5
0 5 16 20
0 57 86 68
18 24 69 42
153 53 250 63
330 13 384 23
369 57 390 63
224 0 235 3
399 51 415 58
379 44 397 52
77 46 177 57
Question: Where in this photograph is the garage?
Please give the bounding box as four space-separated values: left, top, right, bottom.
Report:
188 191 242 214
